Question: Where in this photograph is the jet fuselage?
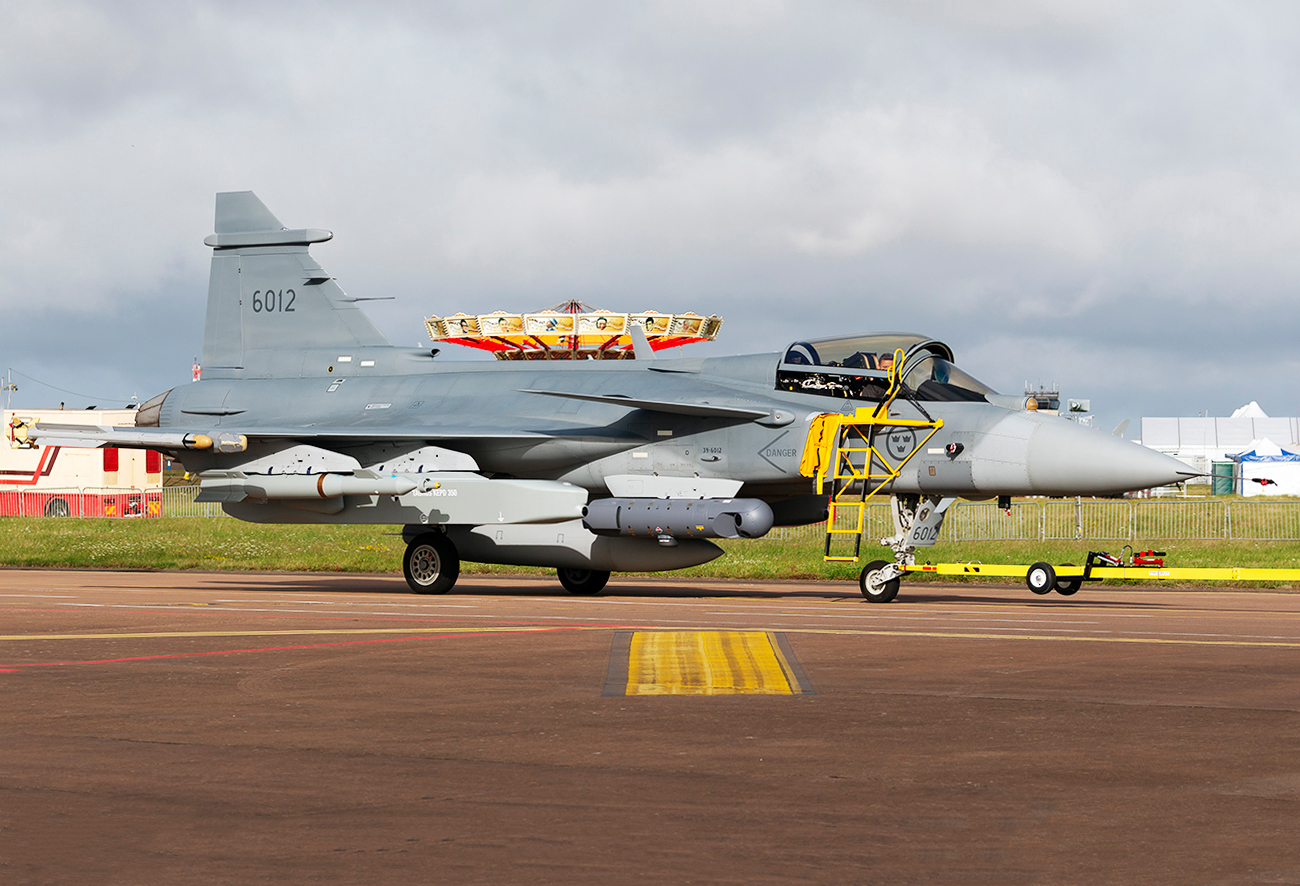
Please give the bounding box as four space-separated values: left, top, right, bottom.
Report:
154 344 1186 504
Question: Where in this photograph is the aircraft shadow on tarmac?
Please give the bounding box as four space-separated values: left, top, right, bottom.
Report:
210 574 853 600
206 574 1185 609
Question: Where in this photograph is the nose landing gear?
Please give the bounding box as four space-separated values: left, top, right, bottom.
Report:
852 494 951 602
859 560 901 603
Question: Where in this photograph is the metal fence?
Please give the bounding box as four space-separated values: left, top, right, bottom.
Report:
952 502 1045 541
8 486 1300 541
769 498 1300 542
155 486 226 518
1226 500 1300 540
0 486 224 519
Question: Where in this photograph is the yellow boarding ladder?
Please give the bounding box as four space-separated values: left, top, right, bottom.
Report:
798 350 943 562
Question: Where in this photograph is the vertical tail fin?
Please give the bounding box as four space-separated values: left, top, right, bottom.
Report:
199 191 391 377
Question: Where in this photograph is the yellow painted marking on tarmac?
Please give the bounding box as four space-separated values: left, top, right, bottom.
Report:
3 624 1299 652
815 598 1300 621
625 631 799 696
773 628 1300 649
609 626 1300 652
905 563 1300 581
0 626 603 642
877 605 1300 623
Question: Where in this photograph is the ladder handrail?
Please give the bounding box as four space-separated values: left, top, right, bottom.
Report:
798 349 943 562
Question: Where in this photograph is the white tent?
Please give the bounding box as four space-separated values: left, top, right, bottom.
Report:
1234 438 1300 497
1230 401 1270 419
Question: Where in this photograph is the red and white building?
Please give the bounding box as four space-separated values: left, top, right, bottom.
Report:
3 408 163 517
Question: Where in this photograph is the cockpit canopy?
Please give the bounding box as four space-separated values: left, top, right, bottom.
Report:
778 333 996 403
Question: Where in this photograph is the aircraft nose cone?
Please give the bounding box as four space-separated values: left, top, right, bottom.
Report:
1025 417 1192 496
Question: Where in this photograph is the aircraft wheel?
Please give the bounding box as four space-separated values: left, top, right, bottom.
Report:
1055 563 1082 596
403 533 459 594
1026 562 1056 595
859 560 900 604
44 497 70 518
557 568 610 595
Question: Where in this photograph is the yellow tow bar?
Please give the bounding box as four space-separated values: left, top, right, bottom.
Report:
903 561 1300 585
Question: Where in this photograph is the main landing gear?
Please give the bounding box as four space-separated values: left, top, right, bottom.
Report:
402 532 460 594
399 528 615 596
557 568 611 595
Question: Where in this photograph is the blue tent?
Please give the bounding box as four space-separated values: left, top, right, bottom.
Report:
1236 447 1300 463
1233 439 1300 496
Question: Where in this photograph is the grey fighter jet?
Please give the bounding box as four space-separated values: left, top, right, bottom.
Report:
15 192 1194 601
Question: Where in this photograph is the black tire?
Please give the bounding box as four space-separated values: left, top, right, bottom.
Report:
402 533 459 594
44 498 70 518
557 568 610 596
1055 563 1082 596
1026 561 1056 595
859 559 900 604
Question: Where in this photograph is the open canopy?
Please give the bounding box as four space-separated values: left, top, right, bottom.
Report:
778 333 997 403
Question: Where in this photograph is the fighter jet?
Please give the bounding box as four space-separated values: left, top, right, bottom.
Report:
14 192 1194 601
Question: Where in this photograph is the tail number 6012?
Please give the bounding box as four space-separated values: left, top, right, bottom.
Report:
252 289 295 313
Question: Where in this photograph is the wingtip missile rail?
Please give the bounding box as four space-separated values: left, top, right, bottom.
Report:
11 418 245 452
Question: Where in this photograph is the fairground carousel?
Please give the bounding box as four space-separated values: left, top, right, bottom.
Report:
426 300 722 360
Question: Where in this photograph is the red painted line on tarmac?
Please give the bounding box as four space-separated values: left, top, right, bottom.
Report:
176 611 601 628
5 603 468 622
0 608 91 614
0 603 605 629
0 625 622 672
0 604 589 629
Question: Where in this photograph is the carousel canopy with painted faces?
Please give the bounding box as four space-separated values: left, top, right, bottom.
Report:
425 300 723 360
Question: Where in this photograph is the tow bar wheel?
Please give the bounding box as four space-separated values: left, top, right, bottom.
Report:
1026 561 1056 595
859 560 901 604
403 533 460 594
1054 563 1082 596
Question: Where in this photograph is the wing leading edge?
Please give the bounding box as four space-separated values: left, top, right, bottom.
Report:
520 389 769 419
13 421 560 453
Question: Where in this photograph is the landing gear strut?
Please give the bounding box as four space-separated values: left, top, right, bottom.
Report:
856 494 952 602
402 532 460 594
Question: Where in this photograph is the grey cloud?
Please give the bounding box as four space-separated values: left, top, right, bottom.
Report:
3 0 1300 432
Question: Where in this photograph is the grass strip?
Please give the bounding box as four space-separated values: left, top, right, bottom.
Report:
3 517 1300 588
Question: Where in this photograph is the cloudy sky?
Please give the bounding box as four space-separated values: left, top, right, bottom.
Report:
3 0 1299 433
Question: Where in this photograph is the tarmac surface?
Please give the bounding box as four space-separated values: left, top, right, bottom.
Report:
2 568 1298 885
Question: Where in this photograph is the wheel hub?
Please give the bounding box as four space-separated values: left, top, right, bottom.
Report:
410 547 440 584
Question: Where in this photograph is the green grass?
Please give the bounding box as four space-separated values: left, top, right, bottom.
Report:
3 517 1300 588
